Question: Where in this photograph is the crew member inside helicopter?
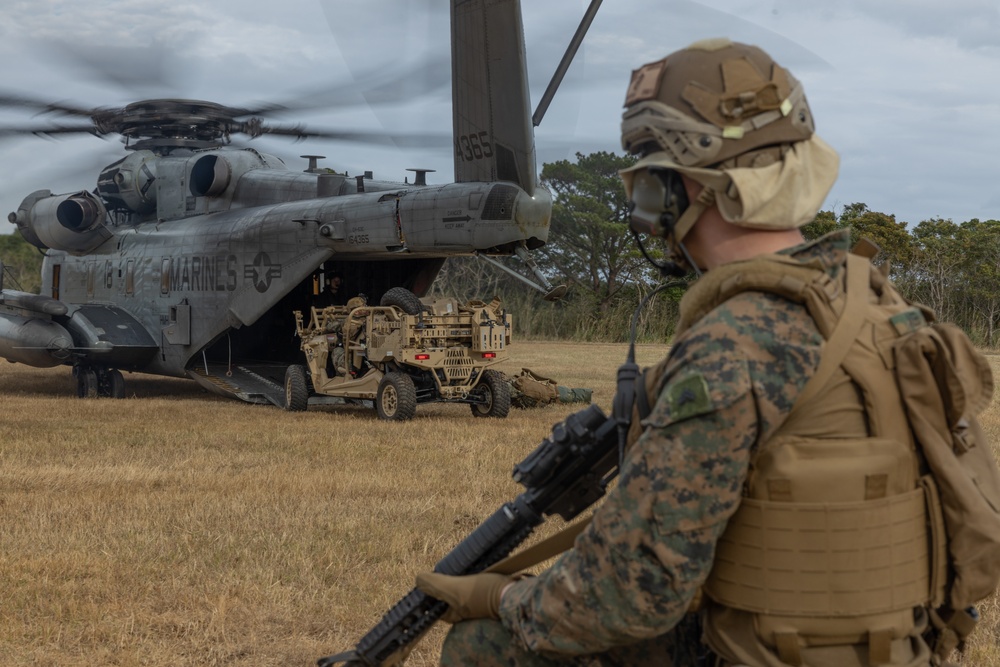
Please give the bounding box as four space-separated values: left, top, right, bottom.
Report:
315 271 347 307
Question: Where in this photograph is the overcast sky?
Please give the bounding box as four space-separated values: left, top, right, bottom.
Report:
0 0 998 235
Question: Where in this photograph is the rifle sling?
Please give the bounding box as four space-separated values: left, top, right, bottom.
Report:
485 516 592 575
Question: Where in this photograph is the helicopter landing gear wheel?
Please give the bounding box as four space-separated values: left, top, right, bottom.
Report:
284 365 310 412
75 367 99 399
376 372 417 421
470 370 510 419
98 368 126 398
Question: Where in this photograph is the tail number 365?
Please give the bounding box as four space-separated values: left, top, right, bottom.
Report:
455 132 494 162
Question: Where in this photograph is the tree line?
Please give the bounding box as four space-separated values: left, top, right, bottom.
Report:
433 152 1000 349
3 151 996 347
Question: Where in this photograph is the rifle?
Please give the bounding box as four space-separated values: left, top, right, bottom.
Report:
317 403 620 666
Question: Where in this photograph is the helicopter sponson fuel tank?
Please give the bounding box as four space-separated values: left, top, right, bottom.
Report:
0 291 72 367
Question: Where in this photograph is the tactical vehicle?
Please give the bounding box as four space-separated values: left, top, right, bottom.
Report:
288 287 511 420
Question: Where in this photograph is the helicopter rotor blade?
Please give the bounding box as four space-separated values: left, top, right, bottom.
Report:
532 0 604 127
255 123 450 149
0 91 103 119
0 123 105 140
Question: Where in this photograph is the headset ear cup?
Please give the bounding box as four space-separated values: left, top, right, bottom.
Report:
627 171 670 237
653 168 689 236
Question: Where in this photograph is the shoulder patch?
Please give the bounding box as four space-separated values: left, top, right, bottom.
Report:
890 308 928 336
666 372 713 421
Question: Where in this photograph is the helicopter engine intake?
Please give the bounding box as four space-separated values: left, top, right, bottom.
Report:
9 189 112 254
190 154 232 197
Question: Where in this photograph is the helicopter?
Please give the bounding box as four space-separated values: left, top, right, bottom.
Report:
0 0 601 406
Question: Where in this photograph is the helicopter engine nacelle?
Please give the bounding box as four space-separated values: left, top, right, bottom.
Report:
97 150 158 213
9 190 112 254
189 154 232 197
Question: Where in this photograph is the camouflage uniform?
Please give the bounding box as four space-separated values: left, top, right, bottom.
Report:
438 232 853 665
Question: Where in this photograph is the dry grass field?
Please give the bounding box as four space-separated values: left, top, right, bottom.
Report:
0 341 998 666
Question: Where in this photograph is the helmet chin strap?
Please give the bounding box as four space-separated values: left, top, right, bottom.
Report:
661 185 715 277
627 169 716 278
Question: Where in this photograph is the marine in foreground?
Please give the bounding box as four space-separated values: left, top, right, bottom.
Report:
326 37 1000 667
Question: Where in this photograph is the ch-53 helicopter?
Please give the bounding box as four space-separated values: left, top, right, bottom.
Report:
0 0 602 406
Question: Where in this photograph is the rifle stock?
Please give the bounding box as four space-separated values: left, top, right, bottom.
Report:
318 404 619 666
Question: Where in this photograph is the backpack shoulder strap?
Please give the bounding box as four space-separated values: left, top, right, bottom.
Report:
790 252 870 414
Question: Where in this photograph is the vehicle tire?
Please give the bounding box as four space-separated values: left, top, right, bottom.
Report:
380 287 423 315
284 364 310 412
470 369 511 419
76 368 99 399
376 372 417 421
105 369 126 399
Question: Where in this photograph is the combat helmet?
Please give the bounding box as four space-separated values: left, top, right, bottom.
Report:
619 38 839 263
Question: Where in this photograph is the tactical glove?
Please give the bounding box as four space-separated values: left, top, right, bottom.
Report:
415 571 514 623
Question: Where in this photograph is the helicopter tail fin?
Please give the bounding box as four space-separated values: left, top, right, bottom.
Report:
451 0 536 196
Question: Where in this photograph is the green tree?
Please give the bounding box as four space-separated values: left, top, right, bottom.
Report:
954 219 1000 346
538 151 648 314
839 203 914 279
909 218 962 323
801 209 838 241
0 232 43 293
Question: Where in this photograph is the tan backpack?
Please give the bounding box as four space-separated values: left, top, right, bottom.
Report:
894 320 1000 658
510 369 560 407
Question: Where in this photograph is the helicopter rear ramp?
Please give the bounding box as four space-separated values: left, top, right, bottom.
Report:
189 363 287 406
188 362 344 408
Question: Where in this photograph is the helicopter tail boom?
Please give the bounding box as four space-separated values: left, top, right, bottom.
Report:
451 0 536 196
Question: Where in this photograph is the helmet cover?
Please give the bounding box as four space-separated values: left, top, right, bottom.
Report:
619 38 838 232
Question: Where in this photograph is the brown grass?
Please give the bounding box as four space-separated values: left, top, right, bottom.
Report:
0 343 997 666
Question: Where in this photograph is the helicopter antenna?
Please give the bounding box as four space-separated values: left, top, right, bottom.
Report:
532 0 604 127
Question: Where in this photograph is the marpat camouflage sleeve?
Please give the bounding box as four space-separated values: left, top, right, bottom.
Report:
498 290 825 656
